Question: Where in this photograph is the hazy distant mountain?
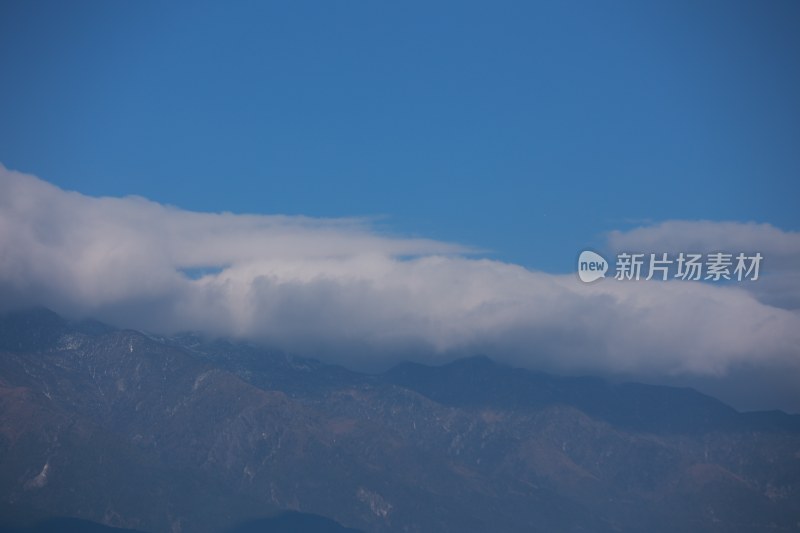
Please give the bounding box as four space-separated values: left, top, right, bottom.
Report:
0 512 358 533
0 516 146 533
1 308 798 532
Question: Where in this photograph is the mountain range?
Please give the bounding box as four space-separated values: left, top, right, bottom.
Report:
0 308 798 532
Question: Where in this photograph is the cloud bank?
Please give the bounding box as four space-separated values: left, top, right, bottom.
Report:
608 220 800 311
1 165 799 408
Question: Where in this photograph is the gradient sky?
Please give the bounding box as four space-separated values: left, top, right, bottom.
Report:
1 1 798 272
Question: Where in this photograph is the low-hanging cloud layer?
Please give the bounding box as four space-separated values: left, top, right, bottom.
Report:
1 165 799 406
607 220 800 312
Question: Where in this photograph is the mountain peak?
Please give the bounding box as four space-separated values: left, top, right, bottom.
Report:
0 307 67 353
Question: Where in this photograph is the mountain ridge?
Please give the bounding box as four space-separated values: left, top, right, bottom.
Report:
1 308 799 532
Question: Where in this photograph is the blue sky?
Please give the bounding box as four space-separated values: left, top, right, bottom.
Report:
2 2 800 411
1 1 798 272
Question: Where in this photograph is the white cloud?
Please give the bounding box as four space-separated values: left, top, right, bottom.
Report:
607 220 800 309
1 165 799 408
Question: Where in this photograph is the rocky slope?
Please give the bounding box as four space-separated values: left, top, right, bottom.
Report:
0 308 798 532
